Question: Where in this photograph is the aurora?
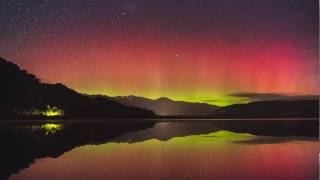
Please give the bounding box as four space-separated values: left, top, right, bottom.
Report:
0 0 318 106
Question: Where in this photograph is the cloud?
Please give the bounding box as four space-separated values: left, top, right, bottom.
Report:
230 92 319 101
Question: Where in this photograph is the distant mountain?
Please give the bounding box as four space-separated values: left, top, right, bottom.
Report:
211 100 319 118
0 57 155 119
107 96 219 116
1 56 318 119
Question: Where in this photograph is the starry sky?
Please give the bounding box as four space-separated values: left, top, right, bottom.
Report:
0 0 318 106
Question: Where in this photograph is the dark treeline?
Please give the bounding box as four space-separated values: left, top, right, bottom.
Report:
0 57 318 119
0 57 155 119
211 100 319 118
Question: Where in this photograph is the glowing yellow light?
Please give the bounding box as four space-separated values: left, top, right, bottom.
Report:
18 105 64 117
21 123 64 135
41 123 64 135
43 105 64 117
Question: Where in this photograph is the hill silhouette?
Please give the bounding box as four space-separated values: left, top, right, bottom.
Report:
0 57 155 119
0 57 318 119
102 95 219 116
211 100 319 118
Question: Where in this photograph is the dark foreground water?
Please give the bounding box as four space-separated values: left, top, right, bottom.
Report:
0 119 318 180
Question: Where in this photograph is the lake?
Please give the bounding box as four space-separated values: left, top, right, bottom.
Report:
0 119 318 180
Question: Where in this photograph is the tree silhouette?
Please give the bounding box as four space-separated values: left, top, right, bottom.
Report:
0 57 155 119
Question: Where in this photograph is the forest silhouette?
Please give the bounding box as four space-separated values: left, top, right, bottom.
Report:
0 57 318 119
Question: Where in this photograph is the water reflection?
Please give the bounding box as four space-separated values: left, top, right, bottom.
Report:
17 123 64 135
0 120 318 180
0 121 155 179
113 122 221 142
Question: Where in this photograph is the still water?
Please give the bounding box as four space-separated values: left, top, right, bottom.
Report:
0 120 318 180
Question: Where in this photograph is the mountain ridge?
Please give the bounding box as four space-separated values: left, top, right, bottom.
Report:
102 95 219 116
0 57 318 119
0 57 155 119
212 100 318 118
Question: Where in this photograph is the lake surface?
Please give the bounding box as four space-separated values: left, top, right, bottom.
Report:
0 120 318 180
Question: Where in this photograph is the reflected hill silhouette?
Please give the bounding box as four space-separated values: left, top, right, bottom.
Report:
113 120 318 143
0 120 317 179
0 121 155 179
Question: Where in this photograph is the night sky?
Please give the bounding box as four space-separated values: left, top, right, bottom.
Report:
0 0 318 106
